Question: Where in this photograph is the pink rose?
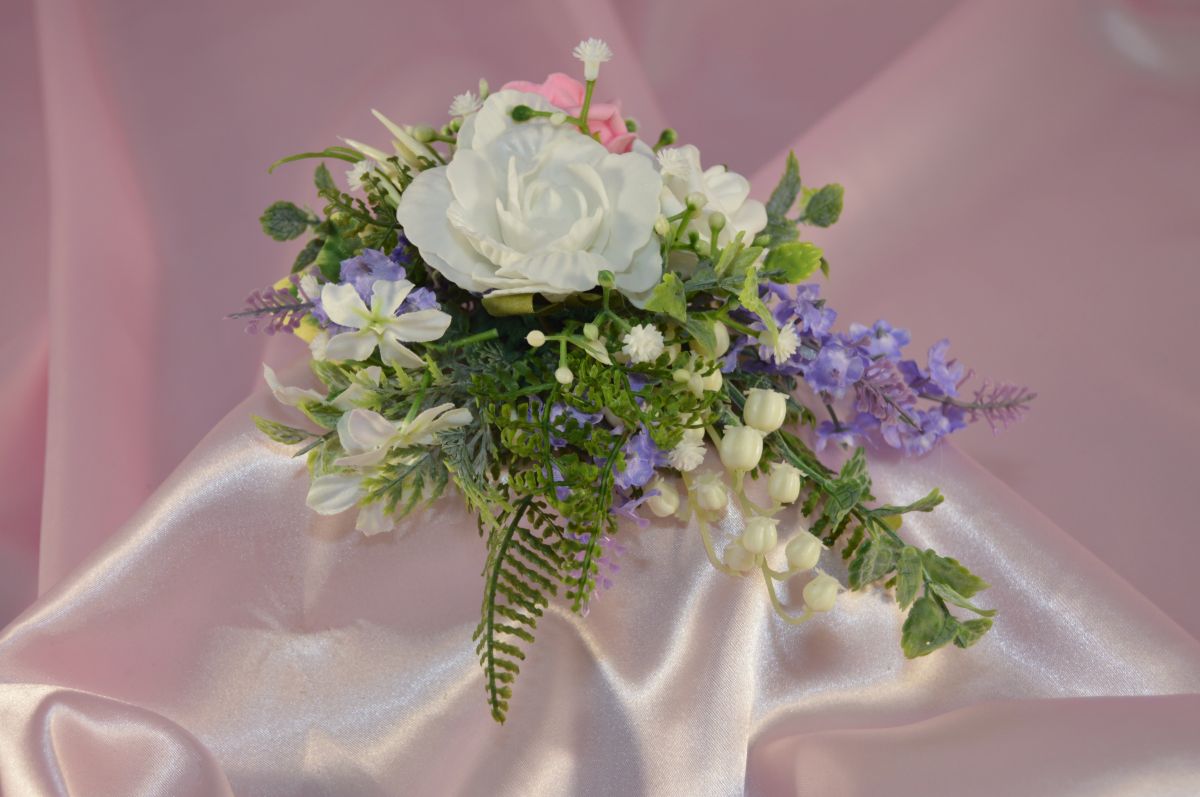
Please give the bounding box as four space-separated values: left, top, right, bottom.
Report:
503 72 637 154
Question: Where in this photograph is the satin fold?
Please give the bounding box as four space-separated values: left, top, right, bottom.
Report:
0 385 1196 794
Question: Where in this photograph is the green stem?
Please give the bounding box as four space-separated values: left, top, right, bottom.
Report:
761 561 814 625
429 328 500 352
578 79 596 135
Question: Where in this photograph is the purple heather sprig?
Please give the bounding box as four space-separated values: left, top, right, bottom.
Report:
229 275 311 334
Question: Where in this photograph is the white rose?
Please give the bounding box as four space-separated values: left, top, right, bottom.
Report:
396 90 664 304
657 145 766 246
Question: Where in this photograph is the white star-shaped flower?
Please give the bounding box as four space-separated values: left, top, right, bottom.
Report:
621 323 665 364
573 37 613 81
449 91 481 118
320 279 451 369
657 148 694 180
760 321 801 365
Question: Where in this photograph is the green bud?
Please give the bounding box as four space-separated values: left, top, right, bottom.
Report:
411 125 437 143
708 212 727 233
449 117 463 133
583 323 599 340
655 128 677 149
625 117 639 132
597 270 616 288
685 192 707 211
511 104 536 122
478 78 490 98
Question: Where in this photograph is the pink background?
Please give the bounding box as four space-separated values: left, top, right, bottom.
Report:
0 0 1198 792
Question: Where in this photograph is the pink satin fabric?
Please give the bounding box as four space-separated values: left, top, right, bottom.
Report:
3 0 1200 793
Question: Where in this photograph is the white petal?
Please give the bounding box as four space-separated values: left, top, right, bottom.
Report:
594 150 662 268
369 279 414 318
337 407 398 453
262 364 323 407
614 238 664 296
457 89 554 152
323 330 379 362
355 500 395 535
396 167 496 292
321 283 370 329
386 308 452 343
508 250 607 293
306 473 364 515
378 335 425 370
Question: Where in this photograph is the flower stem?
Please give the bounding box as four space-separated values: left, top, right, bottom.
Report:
579 79 596 136
761 562 814 625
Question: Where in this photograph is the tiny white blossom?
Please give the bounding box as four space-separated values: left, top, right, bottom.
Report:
573 37 613 81
345 160 376 191
621 323 665 363
760 322 801 365
449 91 481 117
668 437 706 472
657 148 694 180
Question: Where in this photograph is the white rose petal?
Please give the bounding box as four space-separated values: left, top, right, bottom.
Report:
397 90 665 306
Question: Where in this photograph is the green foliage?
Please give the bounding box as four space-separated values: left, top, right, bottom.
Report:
473 496 566 723
902 596 958 658
922 550 989 598
820 448 871 536
643 273 687 322
848 536 901 590
803 183 844 228
764 241 823 283
292 237 324 272
260 201 311 241
765 151 802 244
895 546 923 610
253 416 314 445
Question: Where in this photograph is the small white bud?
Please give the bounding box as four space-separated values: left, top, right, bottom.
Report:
583 323 599 341
686 192 708 211
743 388 788 434
555 366 574 385
691 473 728 514
740 516 779 555
701 368 723 393
708 211 727 233
803 573 840 613
526 330 546 347
719 426 764 472
550 112 568 126
723 541 757 573
646 478 680 518
767 461 802 505
673 368 692 384
785 529 823 572
654 215 671 237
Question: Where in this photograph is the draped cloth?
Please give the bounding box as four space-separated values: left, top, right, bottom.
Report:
2 0 1199 794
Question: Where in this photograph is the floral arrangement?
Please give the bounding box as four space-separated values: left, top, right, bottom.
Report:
234 39 1034 723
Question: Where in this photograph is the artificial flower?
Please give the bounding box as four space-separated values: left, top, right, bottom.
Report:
657 145 766 247
320 279 451 369
397 89 663 304
621 323 665 363
502 73 635 154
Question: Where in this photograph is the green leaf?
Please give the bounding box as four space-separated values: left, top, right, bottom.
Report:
253 416 313 445
901 596 956 658
737 267 777 343
684 317 717 355
314 235 352 282
642 273 687 322
574 337 612 366
928 581 996 617
803 183 844 228
314 163 336 193
765 151 801 243
298 400 343 430
259 201 310 241
953 618 993 649
764 241 823 283
821 447 870 532
267 147 361 174
482 292 535 316
731 245 765 276
877 488 944 516
895 546 923 610
922 550 989 598
849 536 900 589
292 237 324 273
